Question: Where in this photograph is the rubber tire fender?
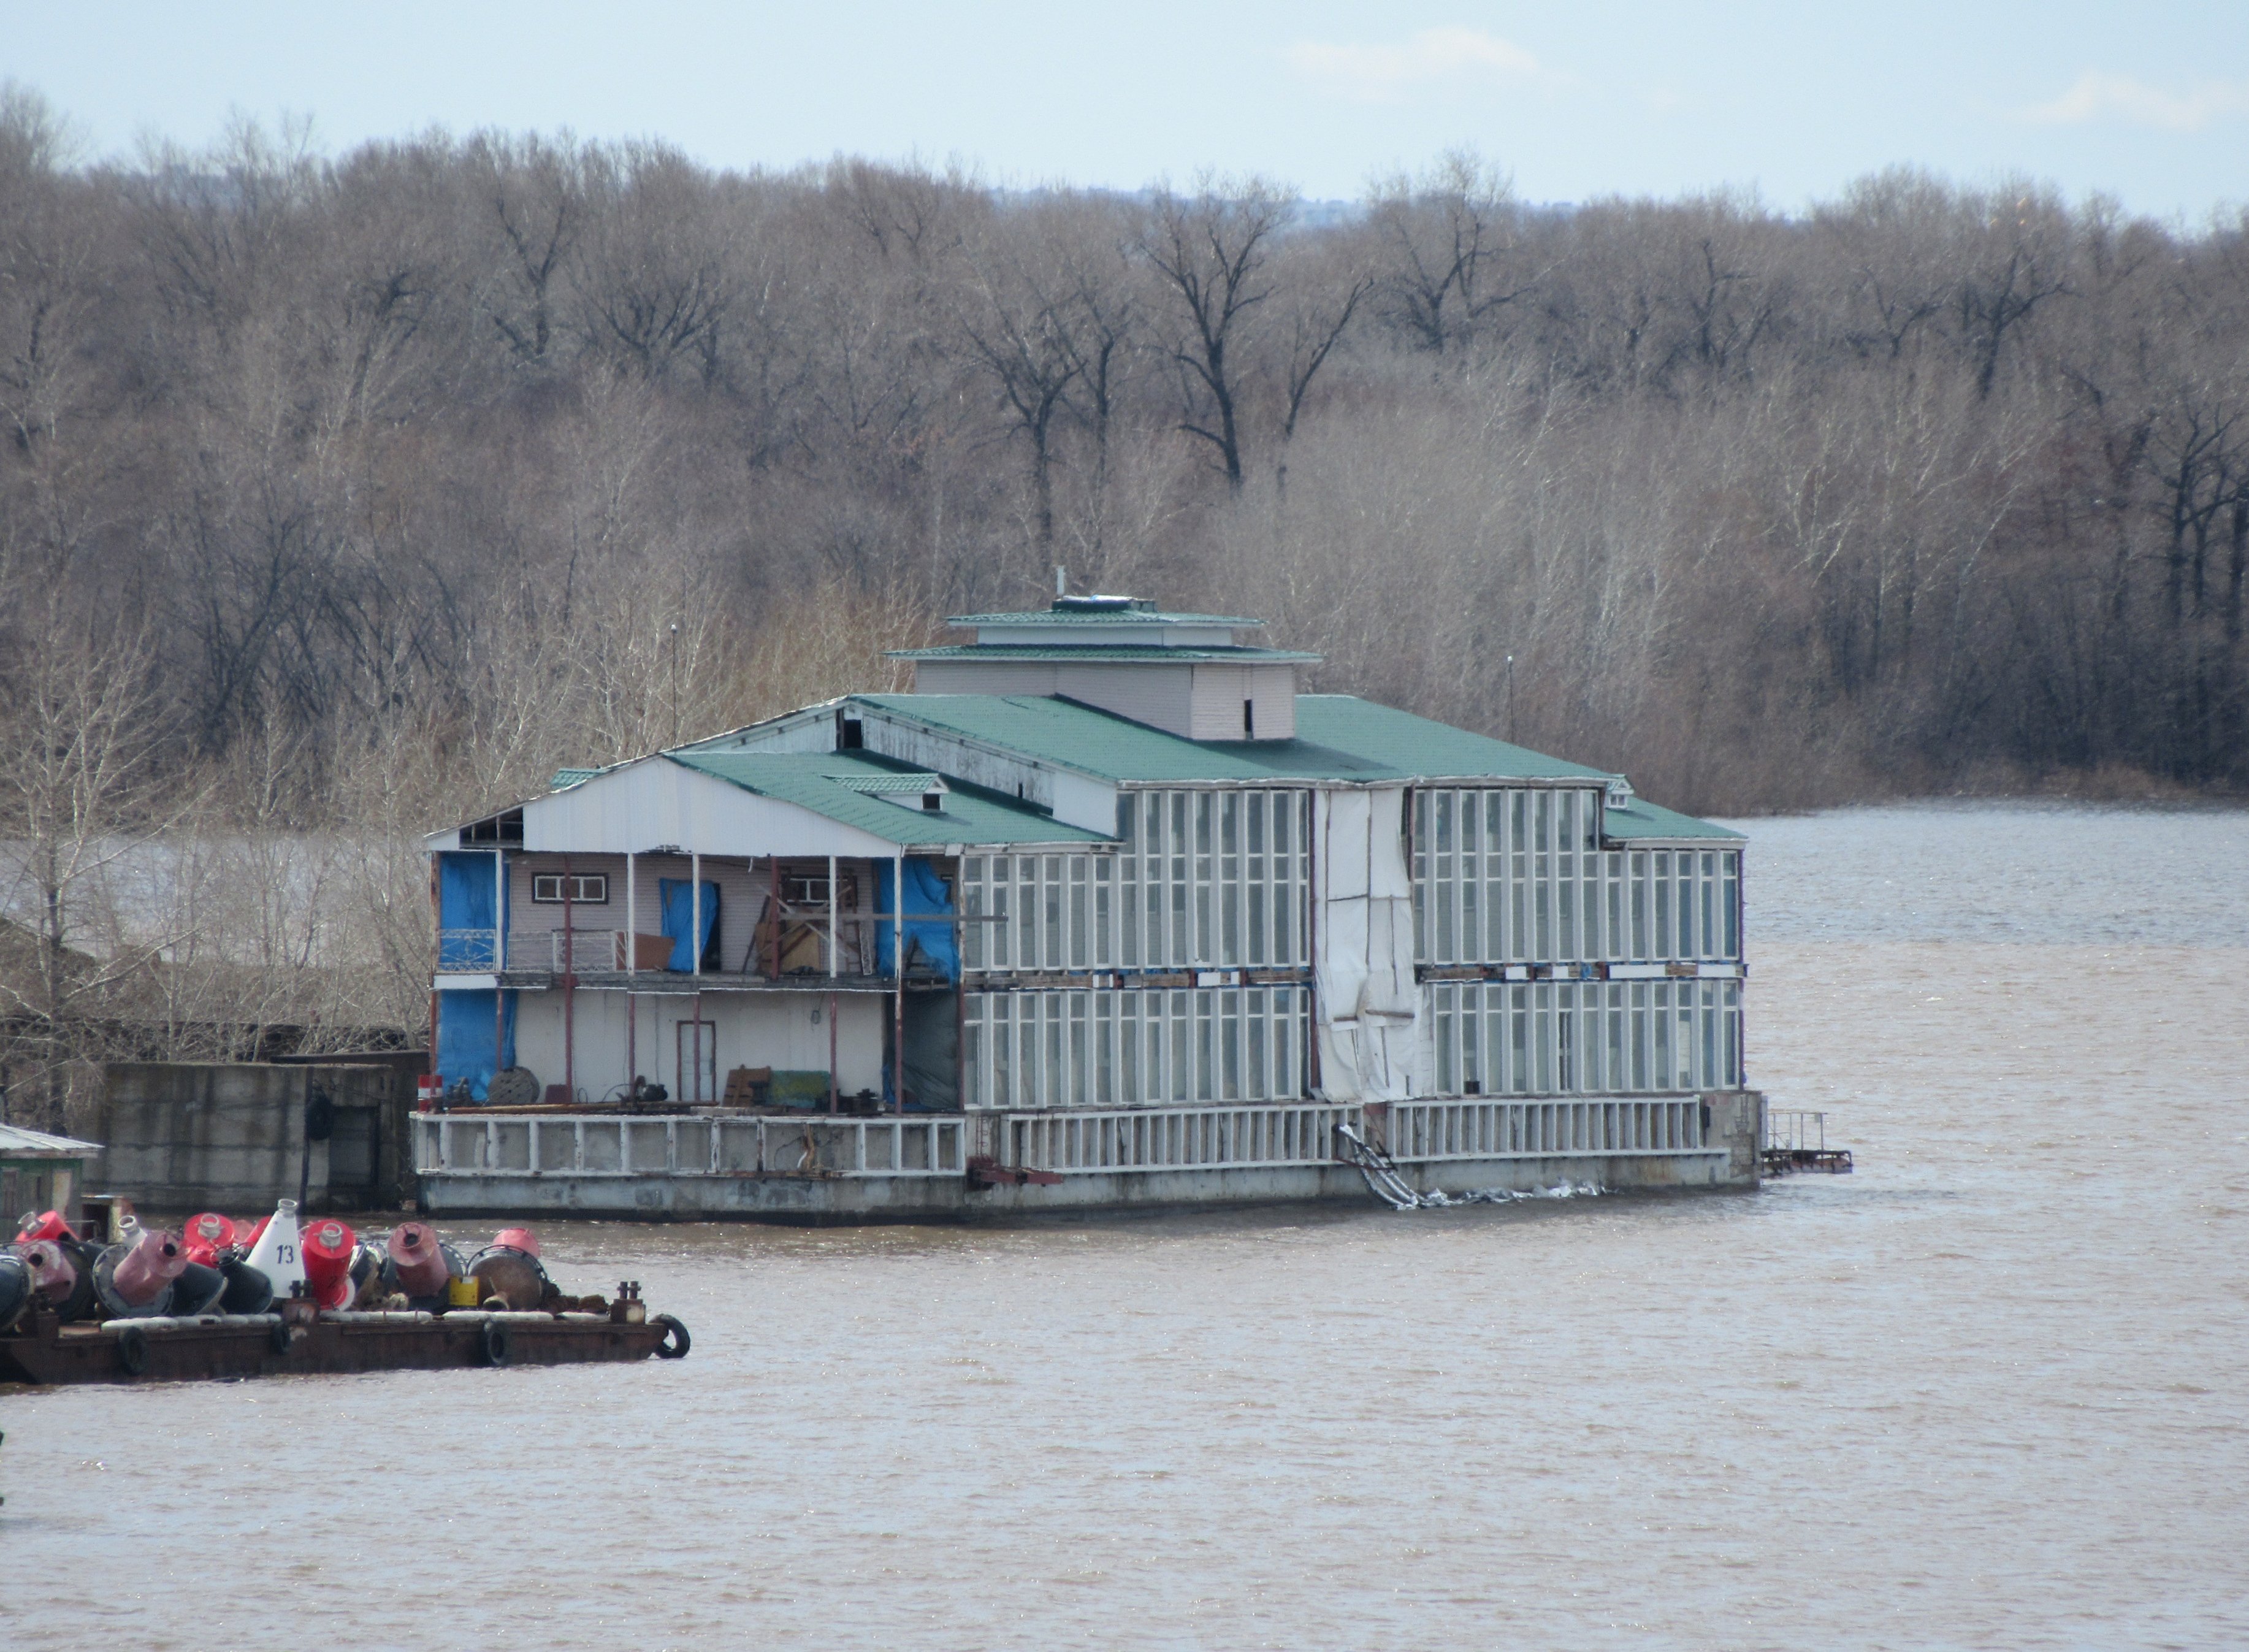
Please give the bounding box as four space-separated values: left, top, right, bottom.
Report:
115 1324 150 1378
654 1314 690 1359
479 1318 511 1367
269 1320 294 1356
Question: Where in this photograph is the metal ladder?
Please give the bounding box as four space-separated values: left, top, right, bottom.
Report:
1334 1121 1437 1209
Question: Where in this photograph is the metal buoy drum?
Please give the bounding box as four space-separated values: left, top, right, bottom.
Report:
17 1210 75 1244
95 1228 189 1318
171 1260 227 1317
386 1222 451 1299
0 1252 32 1333
181 1212 238 1265
20 1239 97 1321
218 1254 275 1314
467 1242 548 1310
302 1218 359 1311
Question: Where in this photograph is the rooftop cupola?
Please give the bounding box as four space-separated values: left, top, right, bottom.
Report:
889 593 1319 741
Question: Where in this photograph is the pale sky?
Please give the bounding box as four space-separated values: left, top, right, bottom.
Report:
10 2 2249 220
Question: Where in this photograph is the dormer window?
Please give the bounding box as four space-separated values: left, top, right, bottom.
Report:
827 770 950 814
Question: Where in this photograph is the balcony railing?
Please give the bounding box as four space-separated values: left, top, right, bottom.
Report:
414 1096 1729 1187
1002 1103 1357 1175
414 1112 967 1179
437 928 499 971
1385 1097 1708 1160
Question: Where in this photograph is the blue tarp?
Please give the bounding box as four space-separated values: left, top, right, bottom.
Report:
659 878 720 972
435 988 516 1101
876 857 960 980
437 851 505 969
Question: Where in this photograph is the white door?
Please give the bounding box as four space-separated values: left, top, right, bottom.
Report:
676 1019 717 1104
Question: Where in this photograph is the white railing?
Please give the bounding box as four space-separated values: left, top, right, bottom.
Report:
1003 1103 1359 1176
546 928 624 972
437 928 499 971
414 1096 1725 1185
1384 1097 1708 1161
414 1113 967 1179
1763 1109 1826 1153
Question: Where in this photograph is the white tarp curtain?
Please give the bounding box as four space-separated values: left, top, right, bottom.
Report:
1312 787 1421 1101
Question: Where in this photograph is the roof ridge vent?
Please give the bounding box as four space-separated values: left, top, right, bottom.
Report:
825 771 946 795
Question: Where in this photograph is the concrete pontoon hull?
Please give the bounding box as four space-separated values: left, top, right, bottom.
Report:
410 1092 1763 1223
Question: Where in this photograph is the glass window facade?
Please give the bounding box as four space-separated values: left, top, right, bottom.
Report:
1411 787 1741 965
1427 979 1741 1096
963 986 1310 1109
960 790 1310 974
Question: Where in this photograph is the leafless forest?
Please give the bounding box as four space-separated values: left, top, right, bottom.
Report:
3 84 2247 1119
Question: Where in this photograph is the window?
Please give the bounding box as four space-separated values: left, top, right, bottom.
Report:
1425 978 1741 1097
966 789 1308 976
960 986 1310 1107
532 873 608 904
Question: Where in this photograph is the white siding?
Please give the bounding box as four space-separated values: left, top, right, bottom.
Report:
858 714 1058 812
1054 662 1196 736
971 622 1235 648
1248 665 1296 739
511 989 886 1103
521 760 898 859
912 659 1061 696
1184 664 1297 740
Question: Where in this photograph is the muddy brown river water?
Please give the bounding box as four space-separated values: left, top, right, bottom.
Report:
5 803 2247 1650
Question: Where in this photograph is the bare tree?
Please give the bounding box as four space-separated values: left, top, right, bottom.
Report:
1365 150 1536 356
1138 178 1293 490
0 614 194 1128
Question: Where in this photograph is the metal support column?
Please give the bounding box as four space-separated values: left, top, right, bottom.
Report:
828 853 839 1115
895 850 906 1115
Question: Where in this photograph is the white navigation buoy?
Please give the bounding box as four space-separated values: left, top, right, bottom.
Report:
245 1197 307 1298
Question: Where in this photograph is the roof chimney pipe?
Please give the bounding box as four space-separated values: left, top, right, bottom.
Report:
1055 565 1066 598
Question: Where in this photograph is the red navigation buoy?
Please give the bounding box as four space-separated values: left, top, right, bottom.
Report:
302 1217 359 1310
17 1210 75 1244
491 1226 541 1259
181 1212 238 1265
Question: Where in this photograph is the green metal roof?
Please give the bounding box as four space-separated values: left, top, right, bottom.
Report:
845 693 1736 839
1290 697 1617 782
662 751 1110 847
1599 796 1746 841
852 694 1397 782
893 643 1321 663
947 605 1262 627
848 694 1607 784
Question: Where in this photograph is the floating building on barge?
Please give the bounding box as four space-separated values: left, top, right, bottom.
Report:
417 596 1758 1220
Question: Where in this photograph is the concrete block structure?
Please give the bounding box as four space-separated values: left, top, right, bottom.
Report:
418 595 1757 1220
96 1062 416 1214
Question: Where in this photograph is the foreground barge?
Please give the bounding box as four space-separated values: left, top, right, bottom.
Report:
0 1304 684 1387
